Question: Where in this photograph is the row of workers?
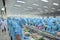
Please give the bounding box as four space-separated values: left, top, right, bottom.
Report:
7 17 29 40
23 17 60 34
7 17 60 40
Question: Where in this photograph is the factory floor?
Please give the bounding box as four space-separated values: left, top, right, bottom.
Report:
0 28 10 40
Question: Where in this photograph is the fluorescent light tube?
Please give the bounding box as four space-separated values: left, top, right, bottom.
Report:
14 5 21 7
33 4 39 6
41 0 48 2
53 3 59 6
52 8 55 9
43 6 48 8
17 1 26 3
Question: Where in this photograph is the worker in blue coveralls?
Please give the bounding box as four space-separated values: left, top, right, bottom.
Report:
45 18 52 32
41 18 48 31
41 18 45 26
7 17 16 40
32 18 38 26
16 18 29 40
56 18 60 31
17 18 25 40
26 18 30 25
50 18 59 34
7 17 22 40
12 18 22 40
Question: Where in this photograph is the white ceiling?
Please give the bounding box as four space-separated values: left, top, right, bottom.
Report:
6 0 60 15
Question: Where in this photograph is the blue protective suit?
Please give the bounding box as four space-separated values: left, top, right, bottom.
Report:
7 18 25 40
49 18 59 34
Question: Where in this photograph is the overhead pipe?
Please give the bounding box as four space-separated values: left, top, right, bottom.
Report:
2 0 5 7
2 0 6 13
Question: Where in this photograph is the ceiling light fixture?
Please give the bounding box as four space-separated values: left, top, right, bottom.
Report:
41 0 48 2
43 6 48 8
17 1 26 3
33 4 39 6
1 8 5 11
52 8 55 9
53 3 59 6
14 5 21 7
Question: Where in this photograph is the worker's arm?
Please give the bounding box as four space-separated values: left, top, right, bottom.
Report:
16 34 22 40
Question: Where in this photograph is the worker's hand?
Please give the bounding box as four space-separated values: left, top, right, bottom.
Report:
16 35 22 40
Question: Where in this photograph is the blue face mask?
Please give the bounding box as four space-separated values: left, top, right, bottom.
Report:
53 22 56 25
